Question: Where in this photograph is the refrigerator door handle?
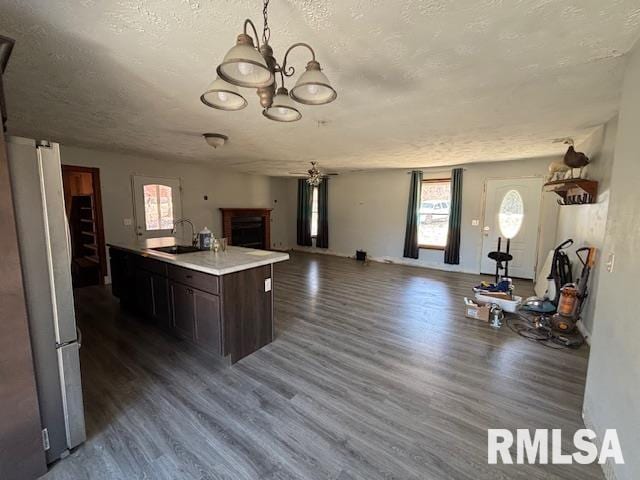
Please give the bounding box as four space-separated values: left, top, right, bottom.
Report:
76 326 82 349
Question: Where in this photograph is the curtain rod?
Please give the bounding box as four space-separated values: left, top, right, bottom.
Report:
406 167 467 174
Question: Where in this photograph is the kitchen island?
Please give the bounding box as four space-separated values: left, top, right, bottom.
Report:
108 237 289 364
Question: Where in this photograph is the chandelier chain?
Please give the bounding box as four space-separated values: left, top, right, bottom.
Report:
262 0 271 45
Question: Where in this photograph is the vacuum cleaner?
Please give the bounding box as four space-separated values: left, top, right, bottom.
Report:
522 239 573 314
550 247 596 332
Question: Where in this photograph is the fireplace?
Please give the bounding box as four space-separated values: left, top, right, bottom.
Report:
220 208 271 250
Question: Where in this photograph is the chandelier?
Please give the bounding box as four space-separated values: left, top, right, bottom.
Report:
306 162 322 186
200 0 337 122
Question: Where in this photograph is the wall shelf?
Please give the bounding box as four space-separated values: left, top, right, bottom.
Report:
543 179 598 205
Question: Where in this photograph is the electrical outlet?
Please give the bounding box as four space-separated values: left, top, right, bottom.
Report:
123 218 133 226
471 219 480 226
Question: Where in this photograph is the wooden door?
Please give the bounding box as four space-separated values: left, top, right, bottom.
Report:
194 289 221 355
170 282 195 341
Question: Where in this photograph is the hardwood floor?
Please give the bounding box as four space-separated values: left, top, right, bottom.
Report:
44 252 602 480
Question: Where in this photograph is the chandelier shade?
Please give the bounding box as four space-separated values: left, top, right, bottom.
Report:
216 34 274 88
202 1 337 123
290 61 337 105
200 77 248 111
263 87 302 122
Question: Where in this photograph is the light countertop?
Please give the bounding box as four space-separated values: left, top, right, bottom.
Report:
108 237 289 276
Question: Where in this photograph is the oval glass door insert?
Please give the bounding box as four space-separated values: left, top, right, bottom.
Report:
498 189 524 239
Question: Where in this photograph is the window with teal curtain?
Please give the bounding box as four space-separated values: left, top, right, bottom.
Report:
296 179 313 246
403 171 422 258
444 168 463 264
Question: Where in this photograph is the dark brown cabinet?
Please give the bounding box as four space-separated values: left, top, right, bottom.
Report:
170 282 195 342
109 245 274 364
134 268 153 318
193 289 221 355
151 273 171 330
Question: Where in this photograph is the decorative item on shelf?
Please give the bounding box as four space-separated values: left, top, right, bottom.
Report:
563 145 590 178
203 133 228 149
200 0 337 122
546 161 570 183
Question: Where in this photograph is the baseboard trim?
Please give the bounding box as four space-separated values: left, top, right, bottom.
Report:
582 407 618 480
577 319 592 345
290 248 479 275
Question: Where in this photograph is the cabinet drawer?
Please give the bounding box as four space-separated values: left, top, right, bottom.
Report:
168 264 219 295
135 255 168 276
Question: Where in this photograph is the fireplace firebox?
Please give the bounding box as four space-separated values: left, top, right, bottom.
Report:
220 208 271 250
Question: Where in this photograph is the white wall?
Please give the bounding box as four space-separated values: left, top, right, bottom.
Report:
583 44 640 480
59 144 288 253
552 117 618 337
285 156 554 274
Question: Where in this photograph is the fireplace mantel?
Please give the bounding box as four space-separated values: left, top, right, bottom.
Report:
220 208 272 250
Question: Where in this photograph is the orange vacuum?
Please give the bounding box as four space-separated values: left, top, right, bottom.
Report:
551 247 596 332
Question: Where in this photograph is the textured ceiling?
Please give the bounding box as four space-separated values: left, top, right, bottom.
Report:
1 1 639 175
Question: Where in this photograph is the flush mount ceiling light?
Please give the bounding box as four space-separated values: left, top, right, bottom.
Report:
200 0 337 123
203 133 228 149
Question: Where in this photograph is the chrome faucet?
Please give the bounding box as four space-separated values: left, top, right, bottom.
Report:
171 219 197 246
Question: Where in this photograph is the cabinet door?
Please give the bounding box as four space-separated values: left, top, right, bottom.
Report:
109 249 126 298
151 274 171 330
134 268 153 318
194 289 221 355
171 282 195 341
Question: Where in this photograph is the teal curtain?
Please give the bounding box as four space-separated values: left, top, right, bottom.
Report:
316 178 329 248
403 170 422 258
296 179 313 246
444 168 463 264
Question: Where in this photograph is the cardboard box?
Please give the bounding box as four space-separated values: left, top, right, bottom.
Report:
464 297 490 321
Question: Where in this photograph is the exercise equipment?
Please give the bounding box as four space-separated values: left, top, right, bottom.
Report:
487 237 513 284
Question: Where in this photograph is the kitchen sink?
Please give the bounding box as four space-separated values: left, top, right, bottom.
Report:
150 245 200 254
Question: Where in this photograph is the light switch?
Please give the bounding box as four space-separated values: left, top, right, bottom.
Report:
606 253 615 273
123 218 133 226
471 219 480 226
264 278 272 292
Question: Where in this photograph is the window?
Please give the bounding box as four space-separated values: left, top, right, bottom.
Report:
311 185 319 237
498 189 524 239
418 179 451 249
143 184 174 230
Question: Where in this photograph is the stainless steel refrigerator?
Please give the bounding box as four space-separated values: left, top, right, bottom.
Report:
7 136 86 463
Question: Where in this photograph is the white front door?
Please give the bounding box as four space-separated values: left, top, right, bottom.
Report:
132 175 182 240
481 177 544 279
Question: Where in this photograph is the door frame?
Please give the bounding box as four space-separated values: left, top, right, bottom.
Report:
131 174 184 240
479 175 545 279
61 165 108 284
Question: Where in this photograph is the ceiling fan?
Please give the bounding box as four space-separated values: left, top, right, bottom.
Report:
288 162 338 186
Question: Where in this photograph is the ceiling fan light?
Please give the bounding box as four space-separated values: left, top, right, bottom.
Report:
263 87 302 122
200 77 248 111
216 34 274 88
290 60 337 105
